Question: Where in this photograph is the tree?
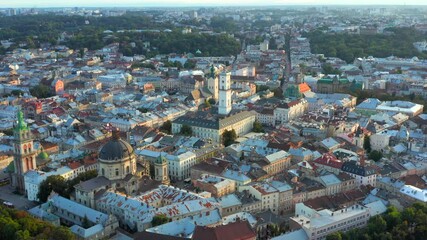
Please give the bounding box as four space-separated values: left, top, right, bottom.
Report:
37 175 68 202
66 170 98 196
11 90 24 96
322 63 342 75
204 99 211 108
30 84 52 99
326 232 342 240
208 98 216 105
82 215 90 229
367 216 387 234
273 87 283 99
222 129 237 147
160 120 172 134
363 135 371 153
151 215 170 227
0 205 74 240
252 120 264 133
180 124 193 136
369 150 383 162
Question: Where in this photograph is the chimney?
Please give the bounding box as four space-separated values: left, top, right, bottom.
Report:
360 155 365 166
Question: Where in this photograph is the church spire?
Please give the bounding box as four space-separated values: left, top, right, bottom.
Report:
15 110 28 132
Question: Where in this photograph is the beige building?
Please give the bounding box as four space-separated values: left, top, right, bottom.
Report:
172 110 257 143
192 174 236 197
239 181 293 214
274 99 308 125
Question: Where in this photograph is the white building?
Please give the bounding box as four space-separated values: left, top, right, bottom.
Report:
291 203 371 240
24 166 75 201
370 133 390 151
166 151 197 181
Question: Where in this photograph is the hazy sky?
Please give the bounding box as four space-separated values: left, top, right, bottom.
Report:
1 0 426 8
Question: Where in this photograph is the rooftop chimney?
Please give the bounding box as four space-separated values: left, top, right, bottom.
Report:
360 155 365 167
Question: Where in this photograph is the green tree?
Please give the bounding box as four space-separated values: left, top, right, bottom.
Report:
151 214 170 227
252 120 264 133
37 175 68 202
367 215 387 234
15 230 31 240
160 120 172 134
326 232 342 240
180 124 193 136
30 84 53 99
208 98 216 105
273 87 283 99
322 63 342 75
363 135 371 153
222 129 237 147
11 90 24 96
204 99 211 108
369 150 383 162
66 170 98 196
82 215 90 229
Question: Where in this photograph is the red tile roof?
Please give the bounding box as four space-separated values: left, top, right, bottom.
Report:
313 153 343 169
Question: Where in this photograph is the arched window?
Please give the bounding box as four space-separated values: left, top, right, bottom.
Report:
23 144 27 154
115 168 119 176
126 166 130 174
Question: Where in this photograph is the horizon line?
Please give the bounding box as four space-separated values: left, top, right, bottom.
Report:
3 3 427 8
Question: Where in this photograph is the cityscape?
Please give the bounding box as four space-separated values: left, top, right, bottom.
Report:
0 3 426 240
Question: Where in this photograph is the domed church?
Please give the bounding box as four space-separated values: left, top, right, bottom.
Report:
73 129 162 208
98 130 136 180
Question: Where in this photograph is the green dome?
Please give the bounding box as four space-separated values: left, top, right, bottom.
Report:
38 151 49 160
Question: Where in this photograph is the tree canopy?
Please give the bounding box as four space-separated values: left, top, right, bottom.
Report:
151 214 170 227
30 84 53 99
369 150 383 162
363 135 371 153
253 120 264 133
38 170 98 202
0 206 75 240
326 203 427 240
304 27 427 63
160 120 172 134
180 124 193 136
222 129 237 147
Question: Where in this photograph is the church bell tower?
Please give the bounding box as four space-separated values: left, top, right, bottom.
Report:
12 110 37 194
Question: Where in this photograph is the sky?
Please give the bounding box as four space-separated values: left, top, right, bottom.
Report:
1 0 426 8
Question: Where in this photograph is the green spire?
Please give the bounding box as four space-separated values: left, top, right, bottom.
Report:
15 110 29 132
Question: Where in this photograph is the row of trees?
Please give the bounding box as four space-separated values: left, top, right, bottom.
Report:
327 203 427 240
305 27 427 63
0 206 74 240
37 169 98 202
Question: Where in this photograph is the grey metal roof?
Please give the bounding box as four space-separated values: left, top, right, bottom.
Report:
342 161 376 177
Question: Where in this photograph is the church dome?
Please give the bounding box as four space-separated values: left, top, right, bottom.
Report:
38 151 49 160
99 130 133 161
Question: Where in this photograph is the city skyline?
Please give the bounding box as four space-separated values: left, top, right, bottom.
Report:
2 0 427 8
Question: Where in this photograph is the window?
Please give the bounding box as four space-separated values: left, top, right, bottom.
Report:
126 166 130 173
115 168 119 176
102 168 105 176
